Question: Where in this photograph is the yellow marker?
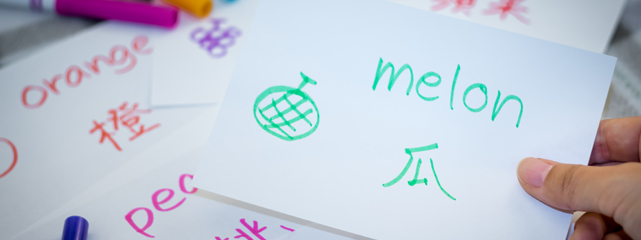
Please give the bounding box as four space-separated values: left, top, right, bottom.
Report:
162 0 213 18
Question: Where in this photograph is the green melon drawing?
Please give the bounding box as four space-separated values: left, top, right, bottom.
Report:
253 72 319 141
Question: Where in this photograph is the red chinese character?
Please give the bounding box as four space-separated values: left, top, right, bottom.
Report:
90 120 122 151
90 101 160 151
108 102 160 141
432 0 476 16
483 0 529 24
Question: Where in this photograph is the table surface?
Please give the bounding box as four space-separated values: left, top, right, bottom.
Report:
0 1 639 239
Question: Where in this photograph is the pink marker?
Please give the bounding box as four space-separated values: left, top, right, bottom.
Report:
0 0 178 28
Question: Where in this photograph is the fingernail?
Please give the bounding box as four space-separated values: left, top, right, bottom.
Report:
517 157 553 188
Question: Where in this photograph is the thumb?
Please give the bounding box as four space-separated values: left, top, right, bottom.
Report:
517 158 641 236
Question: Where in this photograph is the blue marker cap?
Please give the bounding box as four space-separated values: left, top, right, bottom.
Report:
62 216 88 240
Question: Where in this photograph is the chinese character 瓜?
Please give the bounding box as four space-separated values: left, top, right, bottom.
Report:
382 143 456 200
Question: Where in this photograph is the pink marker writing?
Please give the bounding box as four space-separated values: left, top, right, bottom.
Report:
216 219 296 240
125 174 197 238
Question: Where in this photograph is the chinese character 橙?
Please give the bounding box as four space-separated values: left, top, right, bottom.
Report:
90 102 160 151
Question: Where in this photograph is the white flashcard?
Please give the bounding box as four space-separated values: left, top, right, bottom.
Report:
193 0 616 239
13 111 356 240
0 22 211 239
150 0 260 107
386 0 626 53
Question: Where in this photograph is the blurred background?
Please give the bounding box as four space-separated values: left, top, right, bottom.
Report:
2 0 639 119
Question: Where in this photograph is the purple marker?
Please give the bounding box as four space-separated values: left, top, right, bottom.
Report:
62 216 88 240
0 0 178 28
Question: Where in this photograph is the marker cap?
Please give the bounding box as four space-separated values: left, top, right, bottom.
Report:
161 0 212 18
62 216 88 240
56 0 179 28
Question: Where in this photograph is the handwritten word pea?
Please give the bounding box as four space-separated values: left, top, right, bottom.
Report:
125 174 196 238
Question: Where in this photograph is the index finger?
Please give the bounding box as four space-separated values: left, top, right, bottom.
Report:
589 116 641 165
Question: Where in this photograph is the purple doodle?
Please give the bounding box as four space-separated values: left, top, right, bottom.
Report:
190 18 242 58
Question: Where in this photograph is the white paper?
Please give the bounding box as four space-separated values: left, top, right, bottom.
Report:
13 152 355 240
0 22 211 239
386 0 626 53
150 0 260 107
193 0 616 239
12 114 356 240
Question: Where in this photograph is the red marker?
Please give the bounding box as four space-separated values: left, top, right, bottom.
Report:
0 0 178 28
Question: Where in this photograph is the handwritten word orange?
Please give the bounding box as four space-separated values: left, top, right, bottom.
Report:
90 102 160 151
21 36 152 109
0 138 17 179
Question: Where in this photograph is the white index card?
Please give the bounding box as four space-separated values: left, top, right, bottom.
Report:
193 0 617 239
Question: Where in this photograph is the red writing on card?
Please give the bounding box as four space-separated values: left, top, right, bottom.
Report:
126 174 196 238
21 36 152 109
0 138 18 179
484 0 529 24
432 0 476 16
430 0 530 24
90 102 160 152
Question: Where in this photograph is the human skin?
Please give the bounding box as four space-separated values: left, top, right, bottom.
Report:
517 117 641 240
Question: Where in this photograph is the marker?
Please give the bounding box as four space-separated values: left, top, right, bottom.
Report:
161 0 212 18
0 0 178 28
62 216 88 240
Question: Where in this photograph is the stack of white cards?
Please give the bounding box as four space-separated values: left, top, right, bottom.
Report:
0 0 626 239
